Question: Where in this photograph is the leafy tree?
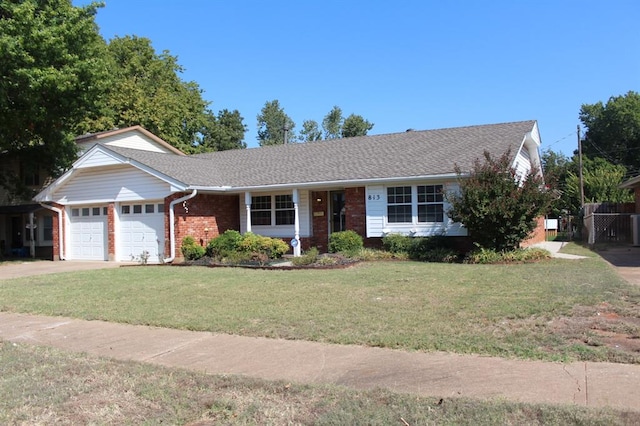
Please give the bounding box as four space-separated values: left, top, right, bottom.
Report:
78 35 229 154
299 119 322 142
199 109 247 152
0 0 110 193
579 91 640 173
565 156 633 213
256 100 295 146
322 106 343 139
542 149 574 216
341 114 374 138
447 150 553 252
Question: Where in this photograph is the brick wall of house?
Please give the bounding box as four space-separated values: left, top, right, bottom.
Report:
635 188 640 213
107 203 115 261
521 216 546 248
49 202 65 261
166 193 240 261
343 186 383 248
310 190 329 251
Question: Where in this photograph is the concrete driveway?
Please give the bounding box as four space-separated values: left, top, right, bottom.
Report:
593 245 640 286
0 260 125 280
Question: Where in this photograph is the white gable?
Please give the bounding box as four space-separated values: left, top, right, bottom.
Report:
52 165 174 204
77 129 179 155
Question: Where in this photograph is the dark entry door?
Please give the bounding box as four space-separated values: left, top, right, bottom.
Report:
330 191 345 233
11 216 22 248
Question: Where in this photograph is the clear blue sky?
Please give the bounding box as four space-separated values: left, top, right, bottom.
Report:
80 0 639 156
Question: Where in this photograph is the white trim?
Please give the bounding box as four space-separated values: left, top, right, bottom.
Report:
35 145 188 203
39 203 65 260
163 190 198 263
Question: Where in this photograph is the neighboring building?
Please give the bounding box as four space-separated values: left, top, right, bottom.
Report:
33 120 544 263
0 153 54 259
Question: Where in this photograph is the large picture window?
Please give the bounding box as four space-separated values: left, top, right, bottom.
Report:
386 184 445 224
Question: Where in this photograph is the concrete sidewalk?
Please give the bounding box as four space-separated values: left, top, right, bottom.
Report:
1 312 638 412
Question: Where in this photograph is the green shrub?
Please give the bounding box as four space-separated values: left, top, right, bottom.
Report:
381 233 412 254
328 230 363 254
465 246 552 264
181 236 205 261
239 232 290 259
206 230 243 258
292 247 320 266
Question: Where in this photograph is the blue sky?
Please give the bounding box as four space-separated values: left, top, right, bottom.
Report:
80 0 638 156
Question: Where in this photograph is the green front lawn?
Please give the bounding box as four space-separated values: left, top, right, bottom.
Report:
1 249 638 363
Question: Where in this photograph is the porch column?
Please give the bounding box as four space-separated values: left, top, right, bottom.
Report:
28 212 35 258
244 192 252 233
292 188 301 256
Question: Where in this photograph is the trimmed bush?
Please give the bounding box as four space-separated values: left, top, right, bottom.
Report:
239 232 289 259
328 230 363 254
181 236 205 261
381 233 412 254
206 230 243 258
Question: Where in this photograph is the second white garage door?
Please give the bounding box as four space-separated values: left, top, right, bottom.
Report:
119 202 165 263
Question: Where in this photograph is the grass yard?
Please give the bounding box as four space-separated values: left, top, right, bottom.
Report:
1 341 637 425
1 244 639 363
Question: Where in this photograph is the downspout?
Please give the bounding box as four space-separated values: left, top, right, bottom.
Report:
39 203 65 260
163 189 198 263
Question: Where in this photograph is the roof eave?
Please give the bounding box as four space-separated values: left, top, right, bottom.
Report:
188 173 464 193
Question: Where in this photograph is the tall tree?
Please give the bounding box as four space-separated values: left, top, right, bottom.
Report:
447 150 552 252
299 119 322 142
78 35 225 154
199 109 247 152
542 149 574 216
322 106 343 139
579 91 640 173
256 100 295 146
341 114 374 138
0 0 110 191
565 157 633 213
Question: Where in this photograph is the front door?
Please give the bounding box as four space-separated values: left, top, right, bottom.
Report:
330 191 345 233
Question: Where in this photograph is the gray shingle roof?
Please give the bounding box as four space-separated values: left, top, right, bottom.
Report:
106 120 537 189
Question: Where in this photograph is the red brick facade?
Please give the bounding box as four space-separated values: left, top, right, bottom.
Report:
310 191 329 251
165 193 240 261
520 216 546 248
107 203 115 261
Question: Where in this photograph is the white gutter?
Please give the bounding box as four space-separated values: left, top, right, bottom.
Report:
163 189 198 263
187 173 463 193
39 203 65 260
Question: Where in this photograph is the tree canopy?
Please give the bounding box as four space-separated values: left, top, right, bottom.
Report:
579 91 640 174
0 0 110 182
0 0 246 200
78 35 245 154
342 113 374 138
447 150 552 251
256 100 295 146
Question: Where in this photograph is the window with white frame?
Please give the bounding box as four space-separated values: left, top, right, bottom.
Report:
386 184 445 224
250 194 295 226
417 185 444 222
43 215 53 241
251 195 272 225
387 186 412 223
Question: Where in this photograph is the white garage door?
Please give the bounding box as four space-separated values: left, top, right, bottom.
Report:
69 206 108 260
119 202 165 263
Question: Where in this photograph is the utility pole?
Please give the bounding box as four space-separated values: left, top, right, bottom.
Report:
578 125 585 208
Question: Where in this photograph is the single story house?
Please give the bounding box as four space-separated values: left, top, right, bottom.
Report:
34 120 545 263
